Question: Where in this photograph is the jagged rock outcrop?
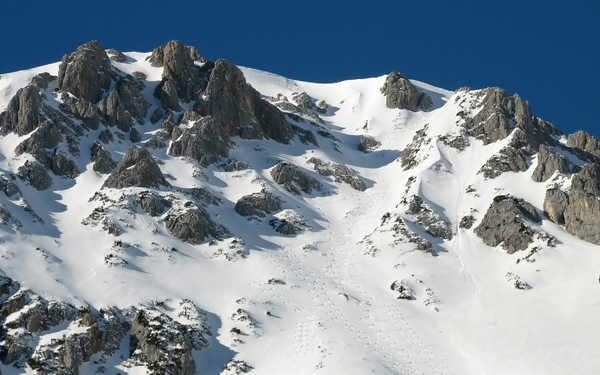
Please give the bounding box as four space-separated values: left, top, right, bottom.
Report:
475 195 541 253
138 191 171 216
270 162 322 195
57 40 113 103
60 93 102 129
269 210 309 235
567 130 600 157
544 164 600 244
307 157 367 191
51 151 80 178
102 147 169 189
91 141 117 173
381 72 433 111
358 135 380 152
234 191 282 217
404 195 452 240
17 160 52 190
98 77 150 132
130 310 196 375
401 125 430 169
15 121 63 161
150 40 212 110
0 85 44 136
204 59 295 143
168 116 231 166
164 208 219 244
532 144 577 182
107 48 127 62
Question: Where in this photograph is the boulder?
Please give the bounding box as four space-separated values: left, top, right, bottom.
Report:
17 161 52 190
102 147 169 189
474 195 540 253
164 208 218 244
380 71 433 111
57 40 113 103
270 162 322 195
168 116 231 167
234 191 282 217
358 135 380 152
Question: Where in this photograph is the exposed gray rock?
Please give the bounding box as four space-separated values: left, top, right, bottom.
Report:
204 59 295 143
381 71 433 111
102 147 169 189
532 144 577 182
90 141 116 174
405 195 452 240
474 195 541 253
459 215 475 229
15 121 63 161
150 41 211 110
17 161 52 190
164 208 219 244
401 125 430 169
271 162 322 195
57 40 113 103
307 157 367 191
107 48 127 63
130 127 141 143
358 135 380 152
222 160 249 172
30 72 57 89
138 191 171 216
479 129 533 179
390 280 415 300
51 151 80 178
98 77 150 132
0 85 44 136
150 107 164 124
234 191 282 217
567 130 600 157
168 116 231 167
98 128 114 144
543 188 569 224
269 213 307 235
60 93 102 129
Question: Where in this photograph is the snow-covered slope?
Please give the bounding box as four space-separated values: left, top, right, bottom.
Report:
1 41 599 375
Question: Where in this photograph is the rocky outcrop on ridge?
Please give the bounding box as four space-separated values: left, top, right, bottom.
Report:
168 116 231 167
381 72 433 111
531 144 578 182
307 157 367 191
270 162 323 195
475 195 541 253
235 191 282 217
102 147 169 189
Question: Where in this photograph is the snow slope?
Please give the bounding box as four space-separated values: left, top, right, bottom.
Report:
1 50 599 375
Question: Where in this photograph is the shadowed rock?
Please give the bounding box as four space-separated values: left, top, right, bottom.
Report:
98 77 150 132
204 59 295 143
358 135 380 152
271 162 322 195
381 72 433 111
532 144 577 182
475 195 540 253
544 188 569 224
102 147 169 189
138 191 170 217
164 208 218 244
0 86 44 136
235 191 282 217
17 161 52 190
168 116 231 167
57 40 113 103
91 141 116 174
567 130 600 157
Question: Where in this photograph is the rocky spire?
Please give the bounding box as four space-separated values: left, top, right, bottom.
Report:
381 71 433 111
102 147 169 189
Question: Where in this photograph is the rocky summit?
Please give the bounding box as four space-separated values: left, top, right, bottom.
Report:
0 40 599 375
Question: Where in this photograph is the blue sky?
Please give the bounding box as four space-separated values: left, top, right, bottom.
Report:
2 0 598 136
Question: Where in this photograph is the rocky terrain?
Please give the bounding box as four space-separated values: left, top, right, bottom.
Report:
0 40 599 374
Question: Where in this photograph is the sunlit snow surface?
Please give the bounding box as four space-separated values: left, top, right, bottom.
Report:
0 53 598 375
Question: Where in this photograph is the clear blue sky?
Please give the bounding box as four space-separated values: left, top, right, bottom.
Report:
2 0 598 136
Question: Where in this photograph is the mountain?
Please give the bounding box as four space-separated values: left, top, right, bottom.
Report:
0 40 599 375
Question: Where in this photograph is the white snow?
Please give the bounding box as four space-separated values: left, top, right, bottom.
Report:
0 51 599 375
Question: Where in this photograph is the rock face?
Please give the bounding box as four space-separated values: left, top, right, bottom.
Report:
130 310 196 375
168 116 231 167
270 162 322 195
307 157 367 191
17 161 52 190
234 191 282 217
138 191 170 216
544 164 600 244
380 72 433 111
150 40 211 110
475 195 541 253
567 130 600 157
98 77 150 132
0 85 44 136
405 195 452 240
91 141 117 174
102 147 169 189
164 208 219 244
57 40 113 103
532 144 576 182
204 59 295 143
358 135 380 152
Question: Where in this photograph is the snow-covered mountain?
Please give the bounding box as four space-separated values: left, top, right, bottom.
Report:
0 40 599 375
